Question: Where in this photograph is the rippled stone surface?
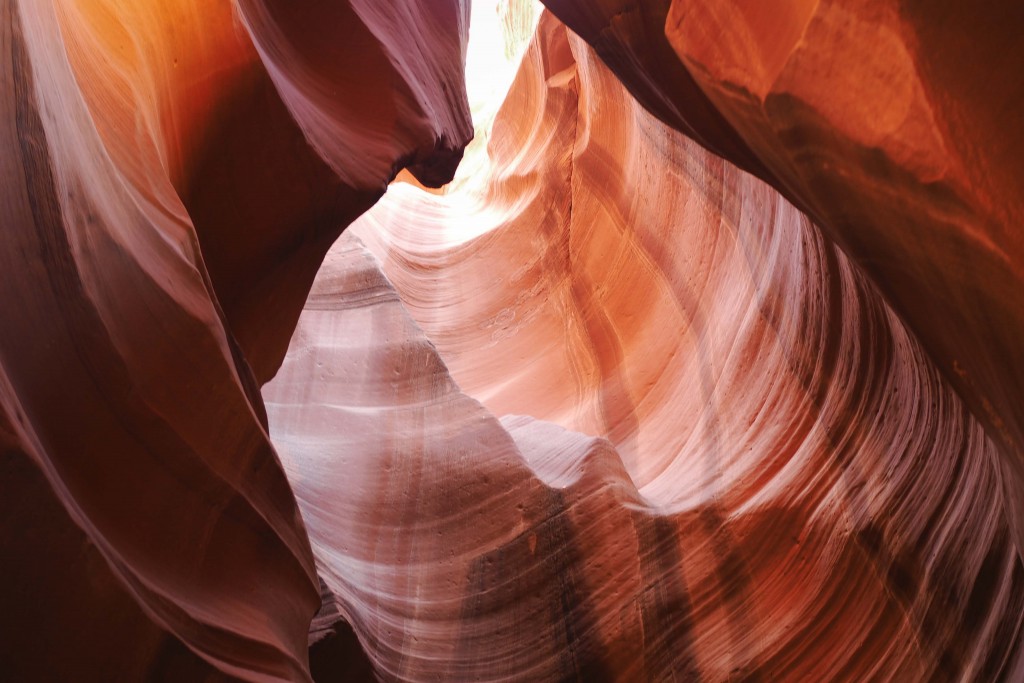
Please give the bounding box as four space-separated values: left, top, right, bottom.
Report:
265 13 1024 680
0 1 468 679
663 0 1024 559
4 0 1024 679
544 0 1024 559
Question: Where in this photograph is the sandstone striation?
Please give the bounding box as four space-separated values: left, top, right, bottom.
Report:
543 0 1024 558
0 0 469 680
264 13 1024 680
662 0 1024 556
3 0 1024 681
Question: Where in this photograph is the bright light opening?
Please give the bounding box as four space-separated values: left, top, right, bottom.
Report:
457 0 543 183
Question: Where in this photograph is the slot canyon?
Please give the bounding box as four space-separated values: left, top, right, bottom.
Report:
2 0 1023 681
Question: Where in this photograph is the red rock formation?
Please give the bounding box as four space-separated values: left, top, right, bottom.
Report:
543 0 1024 559
264 13 1024 680
662 0 1024 556
0 0 469 679
540 0 764 175
4 0 1024 679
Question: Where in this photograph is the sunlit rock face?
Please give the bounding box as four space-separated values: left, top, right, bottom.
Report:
264 11 1024 681
662 0 1024 559
0 0 468 680
544 0 1024 559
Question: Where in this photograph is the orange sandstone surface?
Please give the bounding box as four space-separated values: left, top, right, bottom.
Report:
2 1 1024 681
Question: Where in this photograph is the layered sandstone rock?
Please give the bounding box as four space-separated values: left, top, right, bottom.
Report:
543 0 1024 558
0 0 468 680
663 0 1024 557
263 13 1024 680
4 0 1024 680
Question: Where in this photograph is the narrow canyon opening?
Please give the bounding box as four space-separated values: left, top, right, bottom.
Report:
261 3 1024 681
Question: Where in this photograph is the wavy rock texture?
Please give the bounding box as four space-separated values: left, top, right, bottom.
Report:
5 0 1024 680
662 0 1024 556
543 0 1024 558
263 13 1024 680
0 0 469 680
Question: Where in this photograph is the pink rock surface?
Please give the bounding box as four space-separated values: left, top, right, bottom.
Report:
542 0 1024 559
264 13 1024 680
4 0 1024 679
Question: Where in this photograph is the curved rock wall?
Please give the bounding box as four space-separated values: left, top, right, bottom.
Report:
0 0 469 680
543 0 1024 558
4 0 1024 680
265 13 1024 681
663 0 1024 555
